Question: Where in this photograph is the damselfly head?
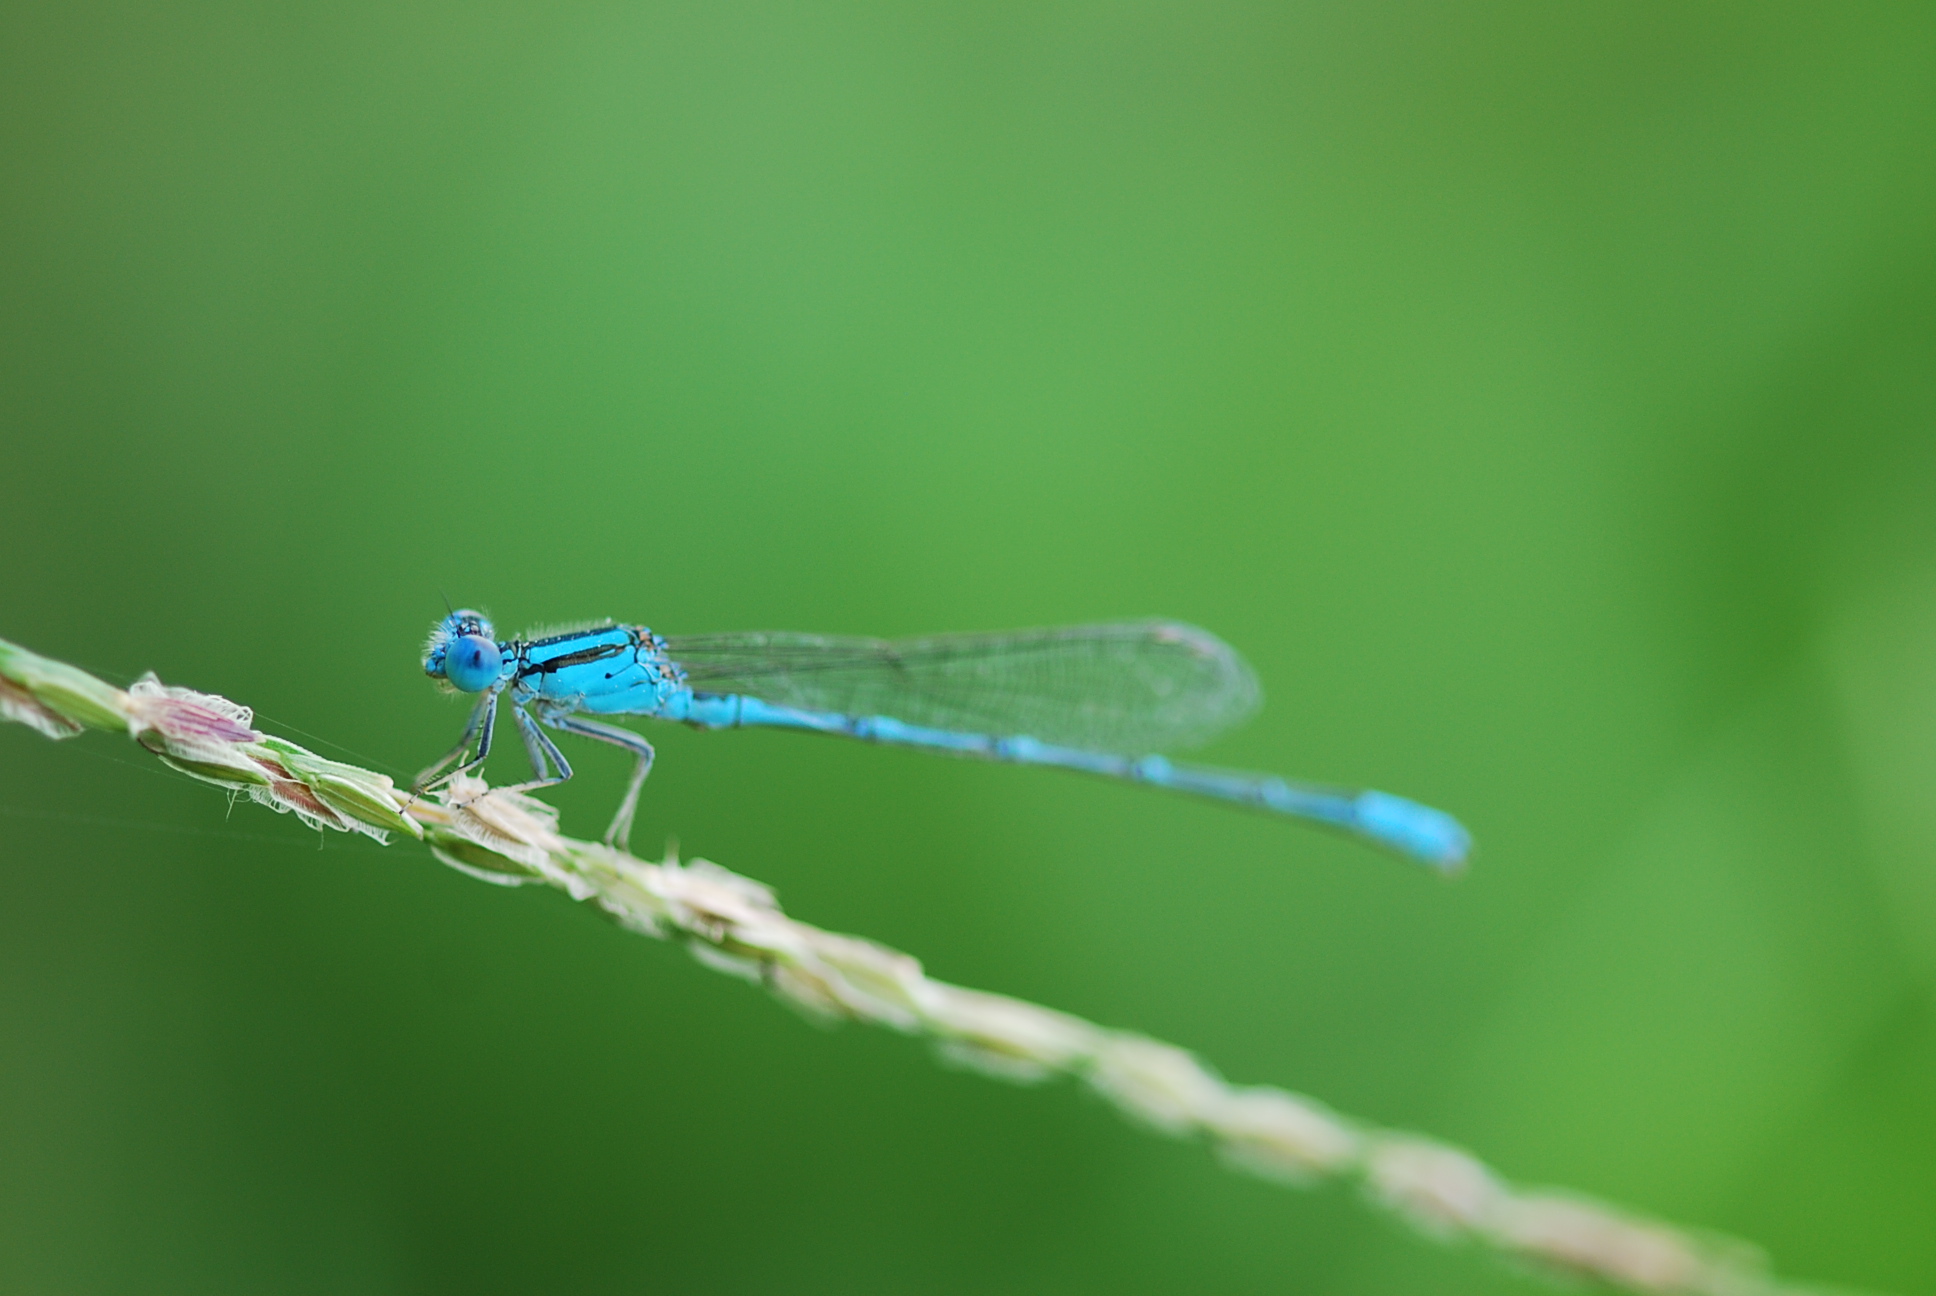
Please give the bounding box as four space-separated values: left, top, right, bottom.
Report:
444 635 503 692
423 609 499 690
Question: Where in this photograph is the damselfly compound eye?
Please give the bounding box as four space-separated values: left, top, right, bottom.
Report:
445 635 502 692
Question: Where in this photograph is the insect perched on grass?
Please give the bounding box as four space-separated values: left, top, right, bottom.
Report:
416 611 1470 870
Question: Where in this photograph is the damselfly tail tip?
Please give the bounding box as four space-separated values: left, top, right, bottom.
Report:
1352 791 1472 875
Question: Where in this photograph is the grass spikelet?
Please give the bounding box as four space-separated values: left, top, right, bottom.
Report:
0 634 1864 1296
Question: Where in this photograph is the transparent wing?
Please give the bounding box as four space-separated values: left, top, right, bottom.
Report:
663 620 1261 753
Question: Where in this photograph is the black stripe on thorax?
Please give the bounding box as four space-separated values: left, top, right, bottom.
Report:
516 634 638 679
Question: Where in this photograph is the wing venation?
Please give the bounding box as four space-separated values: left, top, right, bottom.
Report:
663 620 1260 752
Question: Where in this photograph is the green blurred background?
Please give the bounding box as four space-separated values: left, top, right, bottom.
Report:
3 4 1934 1292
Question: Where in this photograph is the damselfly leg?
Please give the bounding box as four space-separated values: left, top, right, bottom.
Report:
541 712 656 849
414 689 500 792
